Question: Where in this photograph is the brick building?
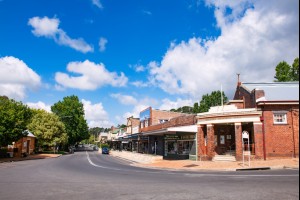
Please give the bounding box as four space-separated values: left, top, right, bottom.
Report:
196 81 299 161
140 107 197 159
13 130 36 157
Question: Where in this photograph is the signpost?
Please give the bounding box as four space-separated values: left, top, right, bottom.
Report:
242 131 250 167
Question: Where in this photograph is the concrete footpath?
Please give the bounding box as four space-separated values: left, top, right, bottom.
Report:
110 150 299 171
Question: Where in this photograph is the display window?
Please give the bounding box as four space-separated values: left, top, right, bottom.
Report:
178 141 194 155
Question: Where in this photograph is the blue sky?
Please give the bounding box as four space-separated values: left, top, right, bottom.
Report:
0 0 299 128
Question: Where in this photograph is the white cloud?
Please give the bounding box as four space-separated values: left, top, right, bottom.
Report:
115 96 158 124
98 37 107 52
159 98 194 111
28 16 59 37
131 81 149 88
0 56 41 100
55 60 128 90
110 93 138 105
82 99 111 128
92 0 103 9
149 0 299 99
26 101 51 112
28 16 93 53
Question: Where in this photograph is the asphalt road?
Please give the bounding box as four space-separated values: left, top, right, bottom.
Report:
0 151 298 200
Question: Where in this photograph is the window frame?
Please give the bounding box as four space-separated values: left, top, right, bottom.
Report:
273 111 288 124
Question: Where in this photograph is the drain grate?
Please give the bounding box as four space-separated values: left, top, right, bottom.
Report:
183 164 199 168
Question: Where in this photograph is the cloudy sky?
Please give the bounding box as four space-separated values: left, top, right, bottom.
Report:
0 0 299 128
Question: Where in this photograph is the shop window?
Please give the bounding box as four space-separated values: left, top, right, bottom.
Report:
273 112 287 124
166 141 177 154
145 119 149 127
178 141 194 155
159 119 168 124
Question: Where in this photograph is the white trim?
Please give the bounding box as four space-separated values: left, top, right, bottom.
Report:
198 116 261 125
167 125 197 133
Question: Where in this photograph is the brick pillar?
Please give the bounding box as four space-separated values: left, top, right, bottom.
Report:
235 122 243 161
197 125 206 160
206 124 215 160
253 122 263 159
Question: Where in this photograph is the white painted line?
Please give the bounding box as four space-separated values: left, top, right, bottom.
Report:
86 152 299 177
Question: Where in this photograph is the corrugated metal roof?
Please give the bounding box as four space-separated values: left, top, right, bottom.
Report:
242 82 299 101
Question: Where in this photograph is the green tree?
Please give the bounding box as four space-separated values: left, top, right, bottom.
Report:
0 96 32 146
274 58 299 82
291 57 299 81
27 109 67 149
51 95 89 145
193 102 199 113
198 90 228 113
274 61 292 82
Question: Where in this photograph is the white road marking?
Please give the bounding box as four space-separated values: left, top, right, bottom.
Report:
86 151 299 177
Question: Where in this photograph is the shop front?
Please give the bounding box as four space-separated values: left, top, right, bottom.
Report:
164 133 196 160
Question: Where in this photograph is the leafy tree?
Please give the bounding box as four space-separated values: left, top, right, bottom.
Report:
27 109 67 148
193 102 199 113
0 96 32 146
291 57 299 81
51 95 89 145
198 90 228 113
170 106 193 114
274 58 299 82
274 61 292 82
89 127 103 137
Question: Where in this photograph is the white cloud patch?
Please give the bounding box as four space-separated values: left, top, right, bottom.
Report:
110 93 138 105
92 0 103 9
0 56 41 100
82 99 111 128
98 37 107 52
131 81 149 88
55 60 128 90
149 0 299 99
28 16 93 53
26 101 51 112
159 98 194 111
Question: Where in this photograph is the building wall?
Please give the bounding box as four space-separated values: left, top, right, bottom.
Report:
14 137 35 157
141 114 196 132
151 109 185 126
233 85 256 108
261 105 299 158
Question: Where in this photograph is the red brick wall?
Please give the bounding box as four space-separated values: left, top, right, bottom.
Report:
233 85 256 108
141 114 196 132
261 105 299 158
151 109 185 126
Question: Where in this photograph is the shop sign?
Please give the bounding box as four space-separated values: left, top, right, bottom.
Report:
139 136 149 141
165 134 195 140
181 135 195 140
164 135 179 140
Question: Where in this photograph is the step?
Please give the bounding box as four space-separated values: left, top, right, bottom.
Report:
212 155 236 162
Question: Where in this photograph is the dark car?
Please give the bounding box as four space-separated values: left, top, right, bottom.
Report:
102 147 109 154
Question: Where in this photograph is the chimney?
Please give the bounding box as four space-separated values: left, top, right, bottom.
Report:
237 73 241 86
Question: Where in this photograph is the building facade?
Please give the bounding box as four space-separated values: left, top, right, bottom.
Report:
196 81 299 161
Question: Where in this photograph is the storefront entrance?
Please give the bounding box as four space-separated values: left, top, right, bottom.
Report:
164 133 196 160
214 124 235 155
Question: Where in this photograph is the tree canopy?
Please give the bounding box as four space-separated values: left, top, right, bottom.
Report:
274 57 299 82
51 95 89 145
197 90 228 113
0 96 32 146
27 109 67 148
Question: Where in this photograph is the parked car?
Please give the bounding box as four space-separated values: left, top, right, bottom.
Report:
102 147 109 154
